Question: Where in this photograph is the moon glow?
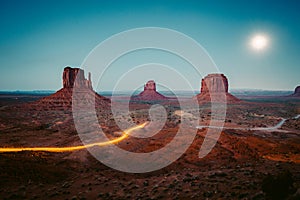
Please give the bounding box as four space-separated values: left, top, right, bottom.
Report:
250 34 269 51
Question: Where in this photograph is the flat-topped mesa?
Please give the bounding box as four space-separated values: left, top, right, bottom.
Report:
63 67 92 90
195 73 240 103
201 73 228 93
133 80 168 101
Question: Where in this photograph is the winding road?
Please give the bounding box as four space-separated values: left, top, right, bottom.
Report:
0 122 148 153
196 114 300 132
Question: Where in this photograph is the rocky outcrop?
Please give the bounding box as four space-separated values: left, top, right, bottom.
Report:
33 66 109 110
290 86 300 97
201 74 228 93
195 73 240 103
63 67 92 89
144 80 157 91
132 80 168 101
296 86 300 94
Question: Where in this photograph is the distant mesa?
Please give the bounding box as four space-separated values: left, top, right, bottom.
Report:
194 73 240 103
295 86 300 95
289 86 300 97
132 80 168 101
34 66 109 109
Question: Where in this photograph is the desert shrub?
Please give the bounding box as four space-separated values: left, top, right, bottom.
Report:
262 170 296 200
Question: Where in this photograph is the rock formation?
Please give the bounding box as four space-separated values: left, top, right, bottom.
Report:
289 86 300 97
200 74 228 93
194 73 240 103
63 67 92 89
144 80 156 91
132 80 168 101
296 86 300 93
33 66 109 110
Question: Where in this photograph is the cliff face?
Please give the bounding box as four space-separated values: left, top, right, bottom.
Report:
201 74 228 93
63 67 92 89
195 73 240 103
144 80 156 91
133 80 168 101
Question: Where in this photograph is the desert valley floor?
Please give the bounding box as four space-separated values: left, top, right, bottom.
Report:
0 94 299 200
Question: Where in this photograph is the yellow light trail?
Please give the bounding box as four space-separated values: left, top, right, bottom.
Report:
0 122 148 153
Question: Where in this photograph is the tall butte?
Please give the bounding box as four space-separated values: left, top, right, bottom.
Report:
35 66 109 109
62 66 93 89
194 73 240 103
132 80 168 101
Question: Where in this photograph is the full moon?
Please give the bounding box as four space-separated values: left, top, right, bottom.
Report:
250 34 269 51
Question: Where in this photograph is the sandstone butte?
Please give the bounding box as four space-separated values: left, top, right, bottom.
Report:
33 68 242 107
132 80 168 101
194 73 240 103
33 66 110 110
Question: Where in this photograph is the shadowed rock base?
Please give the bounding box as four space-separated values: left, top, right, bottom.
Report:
289 86 300 97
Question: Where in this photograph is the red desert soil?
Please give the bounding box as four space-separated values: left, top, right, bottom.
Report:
0 93 299 199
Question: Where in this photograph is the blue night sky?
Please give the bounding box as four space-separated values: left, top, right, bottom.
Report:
0 0 299 91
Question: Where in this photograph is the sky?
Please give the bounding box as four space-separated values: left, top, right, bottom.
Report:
0 0 299 91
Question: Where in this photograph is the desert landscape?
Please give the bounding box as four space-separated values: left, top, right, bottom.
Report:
1 1 300 200
0 67 299 200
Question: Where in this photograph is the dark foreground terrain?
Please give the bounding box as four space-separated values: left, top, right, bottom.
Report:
0 94 299 200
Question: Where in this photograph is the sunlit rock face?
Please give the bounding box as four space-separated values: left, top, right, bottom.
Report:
133 80 168 101
201 74 228 93
195 73 240 103
63 67 92 89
